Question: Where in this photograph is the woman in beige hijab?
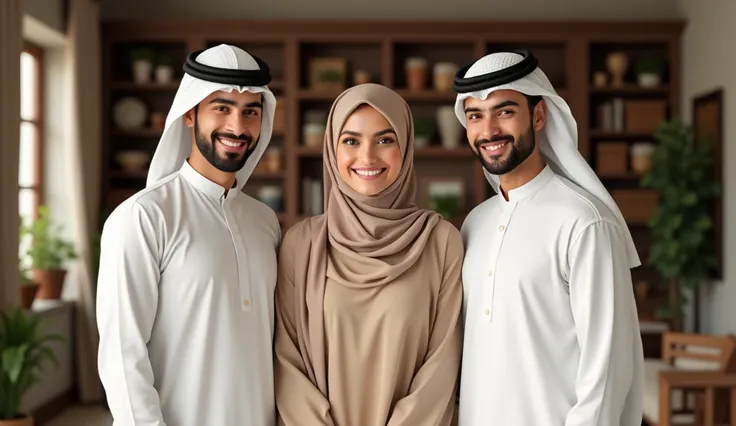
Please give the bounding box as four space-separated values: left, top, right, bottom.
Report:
274 83 463 426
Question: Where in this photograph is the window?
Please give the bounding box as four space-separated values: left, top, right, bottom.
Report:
19 42 43 225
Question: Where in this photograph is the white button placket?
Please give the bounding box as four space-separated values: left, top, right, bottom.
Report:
480 201 516 323
221 196 252 313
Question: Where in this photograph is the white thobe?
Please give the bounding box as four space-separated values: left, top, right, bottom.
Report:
96 161 281 426
458 166 644 426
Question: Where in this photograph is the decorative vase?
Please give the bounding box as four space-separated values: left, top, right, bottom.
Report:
132 60 152 84
436 106 461 148
405 57 428 91
31 269 66 300
20 283 39 310
593 71 608 88
154 65 173 84
605 52 628 87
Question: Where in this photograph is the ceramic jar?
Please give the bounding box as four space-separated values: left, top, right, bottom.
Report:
265 147 282 172
631 142 655 174
303 123 325 147
433 62 458 92
132 59 152 84
436 106 462 148
405 57 428 91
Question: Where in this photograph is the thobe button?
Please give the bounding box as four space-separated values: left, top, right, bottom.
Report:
243 298 250 307
487 270 493 276
484 309 490 315
498 225 505 231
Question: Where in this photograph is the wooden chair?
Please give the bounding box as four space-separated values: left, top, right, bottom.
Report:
642 332 736 426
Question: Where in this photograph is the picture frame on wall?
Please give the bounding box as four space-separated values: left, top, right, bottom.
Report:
692 88 724 279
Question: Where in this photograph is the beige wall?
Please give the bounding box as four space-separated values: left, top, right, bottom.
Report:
678 0 736 335
24 0 64 32
100 0 678 20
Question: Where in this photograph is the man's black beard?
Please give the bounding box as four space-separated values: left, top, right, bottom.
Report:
194 114 258 173
472 122 536 176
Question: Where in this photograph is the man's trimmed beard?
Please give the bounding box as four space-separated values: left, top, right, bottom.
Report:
472 121 536 176
193 112 258 173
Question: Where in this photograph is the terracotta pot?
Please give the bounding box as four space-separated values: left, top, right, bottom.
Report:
31 269 66 300
0 414 34 426
20 284 39 309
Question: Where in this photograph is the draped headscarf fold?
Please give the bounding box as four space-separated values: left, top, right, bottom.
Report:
290 83 441 394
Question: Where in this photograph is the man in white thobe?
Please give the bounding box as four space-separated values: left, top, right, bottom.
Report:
452 50 645 425
96 44 281 426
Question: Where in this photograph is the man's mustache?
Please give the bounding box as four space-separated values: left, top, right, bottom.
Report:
212 132 253 143
474 134 514 150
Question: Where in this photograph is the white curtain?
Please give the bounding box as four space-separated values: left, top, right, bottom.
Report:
65 0 103 403
0 0 22 309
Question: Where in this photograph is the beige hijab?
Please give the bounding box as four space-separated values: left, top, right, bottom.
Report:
290 83 441 395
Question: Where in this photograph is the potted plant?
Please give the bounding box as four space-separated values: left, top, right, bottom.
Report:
413 117 433 148
17 264 38 311
635 57 665 88
19 206 77 300
640 119 721 331
316 69 343 91
154 54 174 84
0 306 63 425
130 48 154 84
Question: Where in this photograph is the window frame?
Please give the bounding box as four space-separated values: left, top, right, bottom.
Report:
20 41 44 220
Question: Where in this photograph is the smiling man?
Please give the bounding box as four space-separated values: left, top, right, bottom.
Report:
96 44 281 426
452 51 645 426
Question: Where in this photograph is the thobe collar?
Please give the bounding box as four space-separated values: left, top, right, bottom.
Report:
180 160 239 201
499 165 554 204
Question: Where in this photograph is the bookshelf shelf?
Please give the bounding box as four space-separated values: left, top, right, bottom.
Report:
101 21 683 303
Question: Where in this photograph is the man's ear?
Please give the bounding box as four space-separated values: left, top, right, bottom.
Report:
183 108 195 128
533 99 547 132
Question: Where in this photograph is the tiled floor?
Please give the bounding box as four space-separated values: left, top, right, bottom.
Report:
46 405 112 426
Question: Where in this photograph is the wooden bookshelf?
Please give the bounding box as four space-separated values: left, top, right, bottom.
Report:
101 20 684 301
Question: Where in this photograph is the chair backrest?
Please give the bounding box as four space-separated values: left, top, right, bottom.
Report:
661 332 736 372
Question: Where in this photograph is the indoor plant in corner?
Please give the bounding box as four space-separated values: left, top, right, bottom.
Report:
20 206 77 300
640 118 721 331
0 306 62 426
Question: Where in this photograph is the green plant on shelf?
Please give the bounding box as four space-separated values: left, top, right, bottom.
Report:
318 69 342 83
155 54 173 67
413 117 433 141
639 118 720 329
430 194 461 219
635 57 665 76
130 48 154 63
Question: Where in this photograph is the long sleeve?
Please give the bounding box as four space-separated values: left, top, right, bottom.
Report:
386 228 464 426
274 234 335 426
564 220 639 426
96 202 166 426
